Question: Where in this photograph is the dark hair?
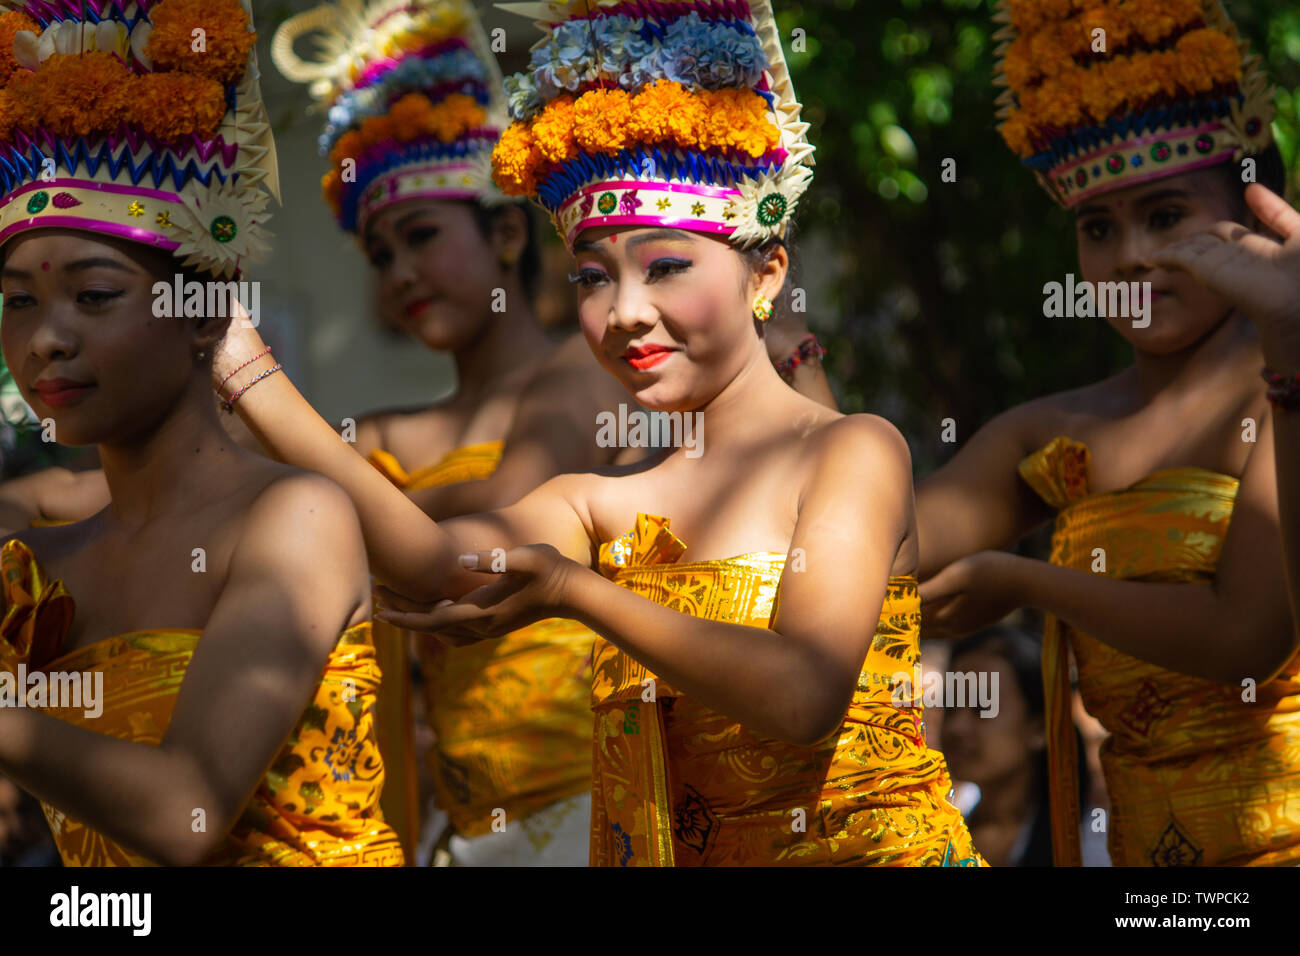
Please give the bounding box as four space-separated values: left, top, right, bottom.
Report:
949 624 1091 867
1211 142 1288 221
465 200 541 302
740 223 800 324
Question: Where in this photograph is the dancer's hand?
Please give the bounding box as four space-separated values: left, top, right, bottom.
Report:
920 551 1027 640
374 543 582 645
213 301 272 397
1150 183 1300 344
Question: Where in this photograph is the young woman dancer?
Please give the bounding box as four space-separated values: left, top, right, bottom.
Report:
213 0 982 866
918 0 1300 866
0 0 401 866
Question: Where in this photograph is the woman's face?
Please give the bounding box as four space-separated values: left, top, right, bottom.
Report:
941 648 1041 789
364 200 510 352
1074 168 1240 353
569 226 780 412
0 230 196 447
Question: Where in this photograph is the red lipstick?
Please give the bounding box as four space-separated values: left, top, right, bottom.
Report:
621 344 676 371
33 377 95 408
404 298 432 319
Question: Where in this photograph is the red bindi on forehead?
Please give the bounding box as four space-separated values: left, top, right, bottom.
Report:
41 261 50 271
609 235 617 244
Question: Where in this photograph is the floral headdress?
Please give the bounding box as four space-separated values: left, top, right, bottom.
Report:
0 0 279 279
491 0 814 251
994 0 1275 208
273 0 508 235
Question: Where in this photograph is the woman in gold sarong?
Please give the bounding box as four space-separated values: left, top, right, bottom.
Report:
0 0 400 866
211 0 983 866
917 0 1300 865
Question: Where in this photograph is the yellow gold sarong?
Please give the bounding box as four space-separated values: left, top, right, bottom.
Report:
368 441 595 845
0 538 403 866
1020 436 1300 866
589 512 984 866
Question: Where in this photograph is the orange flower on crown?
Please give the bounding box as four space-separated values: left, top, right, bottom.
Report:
8 53 133 139
1131 0 1204 45
574 88 633 155
531 94 577 163
1173 28 1240 94
145 0 256 86
700 88 779 157
491 123 540 196
0 11 40 84
628 80 695 143
999 110 1036 157
129 73 226 140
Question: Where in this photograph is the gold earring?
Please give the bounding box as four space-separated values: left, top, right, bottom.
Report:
500 250 517 268
752 295 773 323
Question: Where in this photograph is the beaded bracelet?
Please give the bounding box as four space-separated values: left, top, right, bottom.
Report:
776 333 827 381
221 364 283 414
1262 367 1300 411
218 346 273 391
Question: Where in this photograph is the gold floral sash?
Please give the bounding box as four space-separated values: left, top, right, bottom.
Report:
590 513 984 866
1019 436 1300 866
0 538 403 866
367 441 595 842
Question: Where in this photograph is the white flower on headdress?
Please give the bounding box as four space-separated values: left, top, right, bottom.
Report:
725 167 810 247
468 150 509 206
171 180 272 279
1222 73 1276 162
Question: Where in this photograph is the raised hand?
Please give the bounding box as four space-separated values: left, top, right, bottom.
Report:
1149 183 1300 340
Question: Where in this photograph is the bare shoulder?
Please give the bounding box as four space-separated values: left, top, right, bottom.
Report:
808 412 912 478
968 372 1129 454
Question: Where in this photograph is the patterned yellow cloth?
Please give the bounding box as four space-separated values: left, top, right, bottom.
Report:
367 441 595 841
589 513 984 866
1019 436 1300 866
0 538 403 867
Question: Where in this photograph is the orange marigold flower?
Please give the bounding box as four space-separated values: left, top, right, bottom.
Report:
999 110 1036 157
531 94 577 163
427 93 484 141
1173 28 1240 94
330 129 365 170
1001 41 1037 91
1131 0 1204 46
129 72 225 140
574 88 632 155
628 80 692 142
0 11 40 84
491 123 539 196
698 88 778 157
9 53 133 139
322 169 343 215
0 89 18 144
146 0 255 86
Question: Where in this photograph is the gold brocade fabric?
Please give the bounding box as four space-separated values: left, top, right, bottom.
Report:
1019 436 1300 866
0 538 403 866
589 512 985 866
367 441 595 840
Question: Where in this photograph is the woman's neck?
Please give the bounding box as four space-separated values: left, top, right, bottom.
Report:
697 346 825 447
1131 309 1259 403
450 294 553 402
971 761 1036 827
96 382 247 527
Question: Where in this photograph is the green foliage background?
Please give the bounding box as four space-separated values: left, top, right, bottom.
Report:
780 0 1300 472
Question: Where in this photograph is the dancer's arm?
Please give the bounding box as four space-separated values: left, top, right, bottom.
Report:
214 323 591 600
922 408 1295 682
379 415 911 745
1153 183 1300 643
914 399 1058 579
0 474 369 865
